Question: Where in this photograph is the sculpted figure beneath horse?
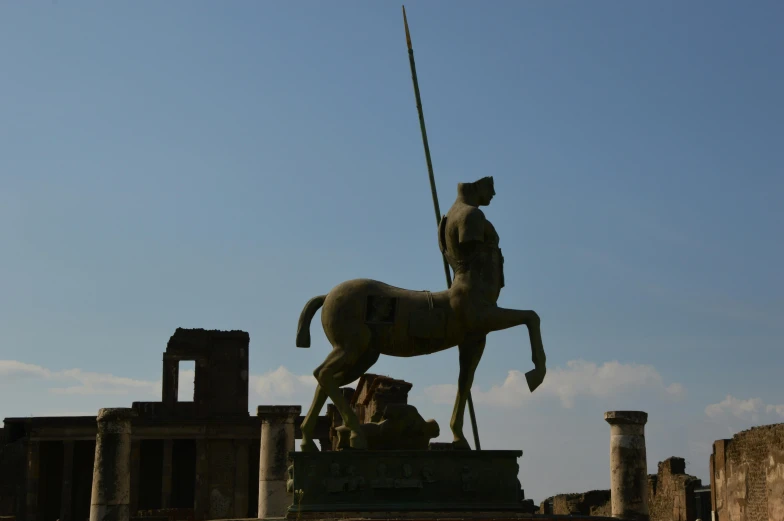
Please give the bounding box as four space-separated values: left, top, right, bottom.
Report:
296 176 546 451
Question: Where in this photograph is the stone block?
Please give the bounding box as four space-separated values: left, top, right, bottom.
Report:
288 449 522 514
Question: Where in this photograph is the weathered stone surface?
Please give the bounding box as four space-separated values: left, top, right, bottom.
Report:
327 376 418 451
711 422 784 521
90 408 136 521
542 456 703 521
288 450 523 514
207 440 236 519
605 410 649 521
161 328 250 419
540 490 611 516
0 434 24 517
0 328 335 521
352 375 413 425
647 457 701 521
336 404 439 451
282 514 613 521
258 405 300 519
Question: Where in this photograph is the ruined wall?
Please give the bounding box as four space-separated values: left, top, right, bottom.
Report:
711 423 784 521
0 437 25 516
326 376 414 451
162 328 250 419
541 457 702 521
648 457 702 521
540 490 611 516
350 374 412 424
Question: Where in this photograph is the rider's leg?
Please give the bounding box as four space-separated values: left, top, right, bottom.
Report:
450 333 486 449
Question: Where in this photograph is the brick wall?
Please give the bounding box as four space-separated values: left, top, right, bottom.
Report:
711 423 784 521
0 438 25 517
648 457 702 521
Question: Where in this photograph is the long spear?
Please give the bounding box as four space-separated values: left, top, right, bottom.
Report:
402 5 481 451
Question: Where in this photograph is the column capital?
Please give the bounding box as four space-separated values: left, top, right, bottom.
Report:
604 410 648 426
97 408 138 423
257 405 301 424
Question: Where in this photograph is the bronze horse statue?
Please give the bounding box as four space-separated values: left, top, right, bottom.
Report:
296 177 546 451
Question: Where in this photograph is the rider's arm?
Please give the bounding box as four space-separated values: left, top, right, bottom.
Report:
458 209 486 245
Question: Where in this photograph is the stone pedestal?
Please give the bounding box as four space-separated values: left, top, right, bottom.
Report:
90 408 137 521
604 411 649 521
287 449 523 514
258 405 301 519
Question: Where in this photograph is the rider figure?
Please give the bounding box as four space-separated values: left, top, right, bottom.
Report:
439 176 506 333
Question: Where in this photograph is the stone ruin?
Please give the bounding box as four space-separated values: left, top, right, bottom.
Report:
540 457 708 521
0 328 331 521
1 328 782 521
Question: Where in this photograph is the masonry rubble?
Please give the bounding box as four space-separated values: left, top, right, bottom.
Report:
540 456 706 521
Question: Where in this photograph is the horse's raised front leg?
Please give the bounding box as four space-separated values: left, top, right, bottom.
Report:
475 306 546 375
450 333 486 450
300 384 327 452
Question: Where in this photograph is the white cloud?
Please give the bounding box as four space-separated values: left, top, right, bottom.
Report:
249 366 364 406
0 360 159 397
766 404 784 417
54 368 159 396
0 360 342 414
0 360 52 379
424 359 684 409
250 366 318 404
705 395 784 423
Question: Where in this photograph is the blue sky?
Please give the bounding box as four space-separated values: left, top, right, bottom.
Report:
1 1 783 501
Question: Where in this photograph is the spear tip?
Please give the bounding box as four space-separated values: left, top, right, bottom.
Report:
402 5 413 51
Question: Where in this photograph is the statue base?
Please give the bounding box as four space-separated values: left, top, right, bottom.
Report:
287 449 525 515
286 514 614 521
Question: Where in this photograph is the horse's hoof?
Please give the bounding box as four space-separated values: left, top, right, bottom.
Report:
452 439 471 450
349 433 368 450
301 439 319 452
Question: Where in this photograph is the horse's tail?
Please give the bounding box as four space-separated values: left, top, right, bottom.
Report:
296 295 327 348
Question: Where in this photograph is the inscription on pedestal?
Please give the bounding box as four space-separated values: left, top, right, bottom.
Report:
288 449 523 514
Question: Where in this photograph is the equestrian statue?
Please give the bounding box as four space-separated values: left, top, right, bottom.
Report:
295 176 546 451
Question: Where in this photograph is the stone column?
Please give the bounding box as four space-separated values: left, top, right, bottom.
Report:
257 405 301 519
60 440 75 521
129 440 141 515
161 439 173 508
234 440 250 517
90 408 137 521
193 439 210 521
25 440 40 521
162 356 179 411
605 411 649 521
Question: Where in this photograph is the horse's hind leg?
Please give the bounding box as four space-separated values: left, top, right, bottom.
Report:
300 385 328 452
450 333 486 450
313 341 378 450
